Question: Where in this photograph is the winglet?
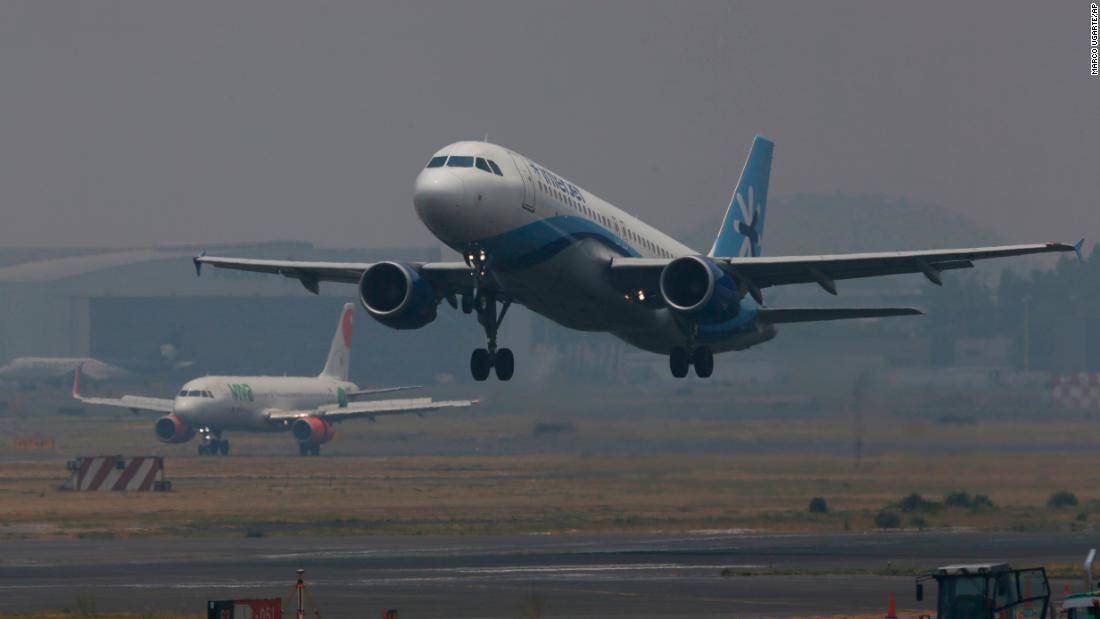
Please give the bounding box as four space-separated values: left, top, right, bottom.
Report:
1074 239 1085 263
72 364 83 398
193 251 206 276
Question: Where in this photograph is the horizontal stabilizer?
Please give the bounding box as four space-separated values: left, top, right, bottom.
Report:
756 307 923 324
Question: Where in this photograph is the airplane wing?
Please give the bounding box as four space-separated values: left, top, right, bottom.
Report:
72 367 173 414
193 255 473 295
265 397 477 423
347 385 422 399
610 241 1080 301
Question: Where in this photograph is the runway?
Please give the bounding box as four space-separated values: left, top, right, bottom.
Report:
1 530 1093 617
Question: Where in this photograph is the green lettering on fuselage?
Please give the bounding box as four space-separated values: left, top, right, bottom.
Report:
227 383 254 401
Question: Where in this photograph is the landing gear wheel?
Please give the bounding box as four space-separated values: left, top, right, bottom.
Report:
494 348 514 381
470 348 492 381
298 443 309 456
218 440 230 456
669 347 690 378
461 293 474 314
692 347 714 379
198 444 209 456
311 445 321 456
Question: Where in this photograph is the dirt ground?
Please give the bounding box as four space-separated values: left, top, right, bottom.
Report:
2 407 1098 539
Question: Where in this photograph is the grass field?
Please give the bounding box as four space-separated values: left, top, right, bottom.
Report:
2 406 1098 539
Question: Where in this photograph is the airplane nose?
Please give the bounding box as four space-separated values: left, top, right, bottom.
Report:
413 170 466 221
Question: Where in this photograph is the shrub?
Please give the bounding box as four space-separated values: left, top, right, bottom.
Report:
1048 491 1079 509
808 497 829 514
910 516 928 530
875 511 902 529
970 494 996 511
1077 512 1089 522
944 491 972 508
898 493 941 513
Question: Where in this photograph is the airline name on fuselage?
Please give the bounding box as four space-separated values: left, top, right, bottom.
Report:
527 162 585 203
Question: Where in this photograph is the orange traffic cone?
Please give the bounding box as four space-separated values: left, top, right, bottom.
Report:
884 591 898 619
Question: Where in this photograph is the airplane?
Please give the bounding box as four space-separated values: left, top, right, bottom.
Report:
73 303 476 455
0 343 192 386
194 137 1081 381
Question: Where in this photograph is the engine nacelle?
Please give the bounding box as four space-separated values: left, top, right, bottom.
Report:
154 414 196 444
291 417 335 446
659 255 742 324
358 261 438 330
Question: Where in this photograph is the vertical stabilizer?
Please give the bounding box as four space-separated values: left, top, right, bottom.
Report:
320 304 355 380
709 135 774 258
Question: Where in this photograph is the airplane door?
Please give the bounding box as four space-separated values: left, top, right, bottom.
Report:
508 153 536 213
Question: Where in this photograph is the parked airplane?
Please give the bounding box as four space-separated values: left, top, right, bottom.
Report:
0 343 191 385
195 137 1080 381
73 304 476 455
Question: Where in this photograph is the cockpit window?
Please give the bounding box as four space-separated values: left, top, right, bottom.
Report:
486 160 503 176
188 390 203 397
178 390 187 397
426 156 447 168
475 157 493 173
446 156 474 168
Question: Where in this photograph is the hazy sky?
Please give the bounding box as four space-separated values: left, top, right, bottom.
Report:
0 2 1096 250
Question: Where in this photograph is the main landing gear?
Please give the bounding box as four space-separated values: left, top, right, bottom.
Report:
466 289 514 382
197 430 229 456
669 346 714 379
298 443 321 456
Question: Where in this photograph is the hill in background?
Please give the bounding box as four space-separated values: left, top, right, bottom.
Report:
681 193 1000 256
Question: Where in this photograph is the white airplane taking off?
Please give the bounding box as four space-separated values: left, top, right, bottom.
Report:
196 137 1080 381
73 304 476 455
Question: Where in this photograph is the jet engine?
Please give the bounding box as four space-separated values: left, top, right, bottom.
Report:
291 417 335 446
358 262 438 330
154 414 196 444
659 255 742 324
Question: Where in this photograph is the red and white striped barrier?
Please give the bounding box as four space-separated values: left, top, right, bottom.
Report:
60 455 170 492
1050 373 1100 412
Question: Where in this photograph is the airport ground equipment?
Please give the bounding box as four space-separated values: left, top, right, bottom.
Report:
915 563 1051 619
206 598 282 619
59 455 170 491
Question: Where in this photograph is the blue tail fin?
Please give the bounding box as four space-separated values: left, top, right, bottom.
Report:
708 135 774 258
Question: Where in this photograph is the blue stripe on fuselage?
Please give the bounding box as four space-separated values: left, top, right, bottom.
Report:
451 215 763 344
695 307 760 342
452 215 639 270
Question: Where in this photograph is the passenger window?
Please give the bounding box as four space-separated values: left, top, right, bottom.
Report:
487 160 503 176
426 156 447 168
446 156 474 168
475 158 493 173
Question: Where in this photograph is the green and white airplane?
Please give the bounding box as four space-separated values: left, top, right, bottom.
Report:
73 303 476 456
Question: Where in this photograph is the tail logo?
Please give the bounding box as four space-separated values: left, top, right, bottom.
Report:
341 308 354 347
734 186 763 257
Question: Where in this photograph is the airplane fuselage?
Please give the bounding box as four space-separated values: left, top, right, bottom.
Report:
172 375 356 433
0 357 132 382
412 141 775 354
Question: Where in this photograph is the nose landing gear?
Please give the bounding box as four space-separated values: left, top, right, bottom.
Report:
469 288 514 381
197 429 230 456
668 346 714 379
